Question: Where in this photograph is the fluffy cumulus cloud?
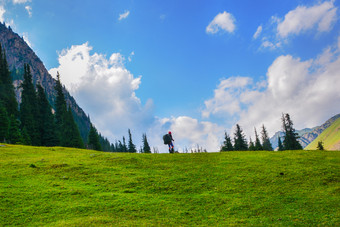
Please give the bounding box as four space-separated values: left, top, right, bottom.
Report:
118 10 130 21
12 0 31 4
206 11 236 34
203 37 340 138
49 43 154 143
277 0 337 38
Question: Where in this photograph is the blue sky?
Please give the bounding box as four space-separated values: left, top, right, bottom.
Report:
2 0 340 152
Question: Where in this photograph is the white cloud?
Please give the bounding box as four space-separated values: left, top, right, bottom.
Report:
49 43 154 143
253 25 262 39
118 10 130 21
203 37 340 138
25 5 32 17
128 51 134 62
12 0 31 4
206 11 236 34
277 1 337 38
22 32 32 47
0 5 5 22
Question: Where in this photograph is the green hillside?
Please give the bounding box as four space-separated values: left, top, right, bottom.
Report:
1 145 339 226
305 117 340 150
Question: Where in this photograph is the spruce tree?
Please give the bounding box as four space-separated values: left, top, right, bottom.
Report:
261 125 273 151
62 107 84 148
88 124 102 151
122 137 128 153
54 72 67 144
248 137 255 151
221 132 233 151
142 133 151 153
233 124 248 151
20 64 39 145
254 128 263 150
7 114 22 144
127 129 137 153
0 44 18 117
0 104 9 142
282 113 302 150
36 84 58 146
278 137 284 151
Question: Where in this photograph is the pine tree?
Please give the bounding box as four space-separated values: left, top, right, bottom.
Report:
248 137 255 151
62 108 84 148
0 104 9 142
54 72 67 144
88 124 102 151
0 44 18 117
261 125 273 151
20 64 39 145
278 137 284 151
233 124 248 151
36 84 58 146
254 127 263 150
127 129 137 153
142 133 151 153
7 114 22 144
282 113 302 150
221 132 233 151
122 137 128 153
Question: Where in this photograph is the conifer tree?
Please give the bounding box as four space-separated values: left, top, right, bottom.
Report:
233 124 248 151
317 141 324 151
7 114 22 144
36 84 58 146
261 125 273 151
54 72 67 143
142 133 151 153
282 113 302 150
122 137 128 153
88 124 102 151
127 129 137 153
0 104 9 142
0 44 18 117
248 137 255 151
62 107 84 148
221 132 233 151
254 127 263 150
278 137 284 151
20 64 39 145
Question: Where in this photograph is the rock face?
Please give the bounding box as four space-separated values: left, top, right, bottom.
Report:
0 22 90 140
270 114 340 149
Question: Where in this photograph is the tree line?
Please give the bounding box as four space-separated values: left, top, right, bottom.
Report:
221 113 302 152
0 44 152 152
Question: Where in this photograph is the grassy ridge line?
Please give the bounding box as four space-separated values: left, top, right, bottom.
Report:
1 144 339 226
306 117 340 150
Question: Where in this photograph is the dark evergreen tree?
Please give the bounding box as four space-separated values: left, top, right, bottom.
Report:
0 104 9 142
317 141 324 151
233 124 248 151
88 124 102 151
21 127 31 145
254 127 263 151
62 107 84 148
220 132 233 151
282 113 302 150
20 64 39 145
7 114 22 144
278 137 284 151
127 129 137 153
142 133 151 153
122 136 128 153
261 125 273 151
248 137 255 151
36 84 58 146
54 72 67 143
0 44 18 117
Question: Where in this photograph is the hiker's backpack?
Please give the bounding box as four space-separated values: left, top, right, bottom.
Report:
163 134 171 145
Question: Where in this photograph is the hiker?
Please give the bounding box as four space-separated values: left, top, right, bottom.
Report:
163 131 175 153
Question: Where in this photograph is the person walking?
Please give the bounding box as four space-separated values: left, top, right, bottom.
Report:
167 131 174 153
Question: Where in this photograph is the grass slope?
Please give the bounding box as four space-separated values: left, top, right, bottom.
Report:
1 144 339 226
306 117 340 150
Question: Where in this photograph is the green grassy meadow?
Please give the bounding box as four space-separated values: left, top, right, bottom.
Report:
1 144 339 226
306 117 340 151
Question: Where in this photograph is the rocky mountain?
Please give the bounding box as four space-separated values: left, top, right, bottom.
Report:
270 114 340 149
0 22 91 141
